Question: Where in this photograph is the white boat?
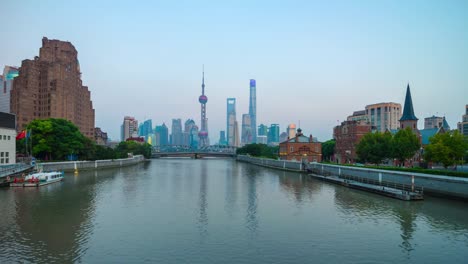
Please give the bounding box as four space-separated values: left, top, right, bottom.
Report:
11 171 64 187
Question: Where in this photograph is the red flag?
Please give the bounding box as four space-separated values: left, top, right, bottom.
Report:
16 130 26 140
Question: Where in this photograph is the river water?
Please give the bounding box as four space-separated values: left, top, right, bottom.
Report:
0 159 467 263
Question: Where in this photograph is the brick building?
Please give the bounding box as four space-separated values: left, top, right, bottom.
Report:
94 127 108 146
279 128 322 162
333 120 372 164
10 37 95 139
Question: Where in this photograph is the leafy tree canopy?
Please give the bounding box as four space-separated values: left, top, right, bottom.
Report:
237 144 278 159
321 139 336 162
356 131 392 164
424 130 468 168
27 118 91 160
392 127 421 163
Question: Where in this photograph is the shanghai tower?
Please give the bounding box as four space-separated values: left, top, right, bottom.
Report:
249 79 257 143
198 67 209 147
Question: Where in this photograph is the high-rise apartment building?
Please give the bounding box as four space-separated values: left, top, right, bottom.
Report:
457 105 468 136
0 66 19 113
268 124 280 145
10 37 95 138
121 116 138 141
241 113 252 145
365 102 401 132
249 79 257 143
227 98 237 146
171 118 183 145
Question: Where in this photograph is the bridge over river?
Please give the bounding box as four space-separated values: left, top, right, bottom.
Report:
151 145 236 159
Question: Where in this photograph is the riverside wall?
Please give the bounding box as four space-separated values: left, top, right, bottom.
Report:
38 155 145 172
237 155 468 200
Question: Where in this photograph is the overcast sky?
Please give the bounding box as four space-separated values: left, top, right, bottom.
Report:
1 0 467 142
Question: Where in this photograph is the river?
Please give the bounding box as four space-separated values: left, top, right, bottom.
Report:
1 159 467 263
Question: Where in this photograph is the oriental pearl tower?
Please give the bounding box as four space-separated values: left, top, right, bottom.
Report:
198 66 210 147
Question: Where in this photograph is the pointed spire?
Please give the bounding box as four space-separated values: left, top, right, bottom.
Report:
400 83 418 121
201 64 205 95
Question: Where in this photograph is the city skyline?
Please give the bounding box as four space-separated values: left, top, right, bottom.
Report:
1 1 467 142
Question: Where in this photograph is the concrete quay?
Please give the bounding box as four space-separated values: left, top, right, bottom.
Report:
237 155 468 200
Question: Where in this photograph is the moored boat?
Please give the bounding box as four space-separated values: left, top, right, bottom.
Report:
10 171 64 187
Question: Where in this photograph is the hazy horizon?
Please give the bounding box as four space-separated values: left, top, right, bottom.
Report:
1 0 467 142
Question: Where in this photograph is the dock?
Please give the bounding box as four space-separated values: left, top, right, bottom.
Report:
308 173 424 201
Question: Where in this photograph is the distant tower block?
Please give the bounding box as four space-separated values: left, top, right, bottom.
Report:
198 66 210 147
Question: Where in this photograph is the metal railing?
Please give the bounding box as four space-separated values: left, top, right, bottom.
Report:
307 168 424 194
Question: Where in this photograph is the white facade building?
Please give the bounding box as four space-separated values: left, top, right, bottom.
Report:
0 112 16 164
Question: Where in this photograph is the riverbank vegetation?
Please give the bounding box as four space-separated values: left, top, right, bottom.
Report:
236 144 279 159
16 118 152 161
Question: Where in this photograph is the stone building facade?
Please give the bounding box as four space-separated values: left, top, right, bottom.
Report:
279 129 322 163
10 37 95 139
333 120 372 164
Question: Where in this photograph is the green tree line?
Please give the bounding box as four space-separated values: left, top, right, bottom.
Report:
16 118 152 161
236 143 279 159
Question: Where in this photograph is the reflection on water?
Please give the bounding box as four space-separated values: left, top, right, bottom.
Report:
0 159 467 263
198 161 208 238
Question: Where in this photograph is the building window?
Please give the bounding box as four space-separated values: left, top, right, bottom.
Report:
7 136 10 140
5 158 9 164
290 146 294 152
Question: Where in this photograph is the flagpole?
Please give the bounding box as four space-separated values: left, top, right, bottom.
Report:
25 130 28 157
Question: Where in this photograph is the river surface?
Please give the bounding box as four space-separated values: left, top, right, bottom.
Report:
1 159 467 263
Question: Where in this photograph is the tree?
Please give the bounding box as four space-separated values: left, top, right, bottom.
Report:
27 118 91 160
424 130 468 168
356 132 392 164
321 139 335 162
391 128 420 165
115 141 152 159
236 143 278 159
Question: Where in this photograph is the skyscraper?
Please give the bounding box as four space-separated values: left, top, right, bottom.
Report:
171 118 183 145
121 116 138 141
226 98 237 146
258 124 268 136
198 67 209 147
184 119 199 148
10 37 95 138
155 123 169 146
219 131 227 145
138 119 153 140
268 124 280 145
249 79 257 143
241 113 252 145
287 124 296 139
0 66 19 113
